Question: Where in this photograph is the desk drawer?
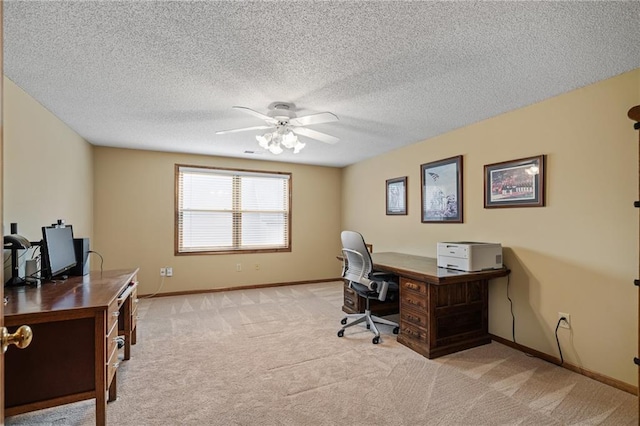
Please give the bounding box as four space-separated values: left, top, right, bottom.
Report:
400 322 428 344
106 318 119 388
400 278 427 296
107 319 118 358
400 305 428 329
131 282 139 329
400 292 427 311
107 300 120 332
132 300 139 332
343 282 358 310
106 341 119 388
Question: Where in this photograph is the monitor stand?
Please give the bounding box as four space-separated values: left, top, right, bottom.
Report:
5 248 27 287
5 276 27 287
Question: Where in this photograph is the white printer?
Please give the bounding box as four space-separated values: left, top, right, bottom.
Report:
437 241 503 272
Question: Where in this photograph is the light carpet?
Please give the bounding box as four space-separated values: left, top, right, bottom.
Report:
6 281 638 425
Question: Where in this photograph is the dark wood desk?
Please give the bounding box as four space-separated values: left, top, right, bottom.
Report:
4 269 139 425
344 252 509 359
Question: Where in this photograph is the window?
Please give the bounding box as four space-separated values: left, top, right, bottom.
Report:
176 164 291 254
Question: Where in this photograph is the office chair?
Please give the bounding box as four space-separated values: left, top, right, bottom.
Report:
337 230 399 344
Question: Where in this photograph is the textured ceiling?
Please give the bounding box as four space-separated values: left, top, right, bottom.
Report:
4 1 640 167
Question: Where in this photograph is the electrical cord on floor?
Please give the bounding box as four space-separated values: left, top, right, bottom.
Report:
88 250 104 273
506 272 515 343
141 275 165 299
555 317 565 366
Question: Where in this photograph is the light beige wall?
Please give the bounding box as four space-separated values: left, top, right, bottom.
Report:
5 67 638 386
93 147 343 295
3 77 93 243
343 69 640 386
3 73 343 296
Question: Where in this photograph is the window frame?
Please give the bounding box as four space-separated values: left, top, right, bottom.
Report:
175 164 292 255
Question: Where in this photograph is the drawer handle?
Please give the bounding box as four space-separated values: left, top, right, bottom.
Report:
406 298 420 306
112 361 120 369
405 283 420 291
406 314 421 324
402 328 421 338
112 311 120 317
345 299 355 306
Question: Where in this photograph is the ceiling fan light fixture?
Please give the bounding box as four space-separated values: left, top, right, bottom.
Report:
293 141 306 154
256 133 271 149
256 127 305 155
281 130 298 149
268 142 283 155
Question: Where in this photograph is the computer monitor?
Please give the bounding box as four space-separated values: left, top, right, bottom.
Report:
41 226 77 280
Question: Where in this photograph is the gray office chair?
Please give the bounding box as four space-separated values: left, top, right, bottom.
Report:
337 230 399 344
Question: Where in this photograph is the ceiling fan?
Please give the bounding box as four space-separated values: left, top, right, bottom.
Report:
216 103 339 154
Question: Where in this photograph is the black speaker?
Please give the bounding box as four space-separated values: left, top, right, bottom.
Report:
70 238 90 276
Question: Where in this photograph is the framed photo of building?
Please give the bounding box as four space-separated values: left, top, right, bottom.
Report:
420 155 463 223
386 176 407 215
484 155 545 208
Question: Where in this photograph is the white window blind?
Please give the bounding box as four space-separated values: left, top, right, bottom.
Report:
176 165 291 254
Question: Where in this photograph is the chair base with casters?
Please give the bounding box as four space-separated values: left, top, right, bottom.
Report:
337 281 399 344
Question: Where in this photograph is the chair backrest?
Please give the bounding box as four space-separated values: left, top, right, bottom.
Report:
341 230 375 288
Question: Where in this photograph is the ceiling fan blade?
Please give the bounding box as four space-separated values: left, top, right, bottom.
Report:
291 127 340 144
289 112 338 127
232 106 278 125
215 125 274 135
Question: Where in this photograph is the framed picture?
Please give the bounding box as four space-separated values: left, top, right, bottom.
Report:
484 155 545 208
386 177 407 215
420 155 463 223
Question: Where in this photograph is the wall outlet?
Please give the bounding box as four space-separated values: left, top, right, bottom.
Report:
236 263 242 272
558 312 571 329
166 267 173 277
160 267 166 276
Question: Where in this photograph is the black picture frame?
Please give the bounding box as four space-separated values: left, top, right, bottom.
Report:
484 155 546 208
386 177 407 215
420 155 463 223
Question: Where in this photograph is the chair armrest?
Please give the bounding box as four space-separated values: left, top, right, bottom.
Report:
376 279 389 301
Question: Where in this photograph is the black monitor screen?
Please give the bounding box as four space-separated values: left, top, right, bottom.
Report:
42 226 77 279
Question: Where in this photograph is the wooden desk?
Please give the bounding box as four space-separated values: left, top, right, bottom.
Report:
4 269 140 426
346 252 509 359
